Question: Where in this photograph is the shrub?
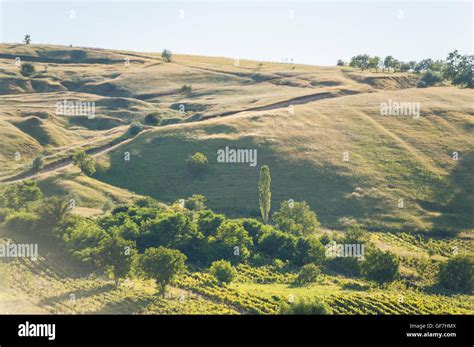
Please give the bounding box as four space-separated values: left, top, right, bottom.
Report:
144 113 161 126
32 196 69 231
279 298 332 315
21 63 35 77
293 236 325 266
210 220 253 262
240 218 268 241
343 224 369 243
187 152 209 176
183 194 207 211
31 156 44 171
1 180 43 210
128 122 143 135
197 209 225 237
180 85 192 94
328 256 361 277
63 219 108 266
161 49 172 62
257 228 297 261
134 197 159 208
437 255 473 293
295 263 321 284
72 150 96 176
0 208 13 223
209 260 236 284
4 211 39 234
360 249 399 284
417 70 443 87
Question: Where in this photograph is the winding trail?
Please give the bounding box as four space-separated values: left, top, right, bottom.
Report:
0 88 365 184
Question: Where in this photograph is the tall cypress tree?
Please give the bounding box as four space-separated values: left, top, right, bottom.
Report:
259 165 271 224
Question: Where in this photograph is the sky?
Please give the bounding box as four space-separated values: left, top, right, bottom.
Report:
0 0 472 66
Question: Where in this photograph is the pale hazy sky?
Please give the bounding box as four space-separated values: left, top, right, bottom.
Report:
0 0 472 65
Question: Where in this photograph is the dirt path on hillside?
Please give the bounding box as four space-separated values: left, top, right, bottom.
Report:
0 133 138 184
201 88 362 120
0 88 361 184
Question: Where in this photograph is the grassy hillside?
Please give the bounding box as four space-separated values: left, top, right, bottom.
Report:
1 44 470 232
95 87 473 233
0 43 472 316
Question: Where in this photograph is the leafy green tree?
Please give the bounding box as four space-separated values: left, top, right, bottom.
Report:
336 59 345 66
161 49 172 62
187 152 208 176
349 54 370 70
279 298 332 314
417 70 443 88
140 210 198 250
437 255 473 293
33 196 69 230
144 113 160 126
257 227 297 261
272 200 320 236
392 59 401 72
368 56 381 72
139 247 187 297
183 194 207 211
210 220 253 262
415 58 433 73
72 150 96 176
360 249 400 284
383 56 396 72
258 165 271 224
443 50 473 88
407 61 417 71
97 233 137 286
209 260 236 284
400 62 411 72
63 219 108 267
430 59 446 72
32 156 44 171
23 34 31 44
240 218 269 241
2 180 43 209
295 263 321 284
293 236 325 266
197 209 225 237
20 63 35 77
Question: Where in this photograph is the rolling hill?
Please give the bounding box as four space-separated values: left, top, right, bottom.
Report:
0 43 472 315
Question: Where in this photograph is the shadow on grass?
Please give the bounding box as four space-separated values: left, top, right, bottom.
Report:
94 132 380 228
39 283 116 307
430 150 474 235
91 293 157 314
